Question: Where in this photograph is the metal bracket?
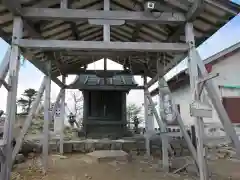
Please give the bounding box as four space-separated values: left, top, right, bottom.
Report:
198 73 219 84
145 1 156 10
190 73 219 117
190 73 219 118
0 79 11 91
197 73 219 95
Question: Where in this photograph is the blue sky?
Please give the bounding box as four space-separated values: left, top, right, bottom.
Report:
0 1 239 115
234 0 240 4
166 1 240 79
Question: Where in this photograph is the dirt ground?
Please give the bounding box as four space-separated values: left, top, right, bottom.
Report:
208 159 240 179
11 153 240 180
12 153 192 180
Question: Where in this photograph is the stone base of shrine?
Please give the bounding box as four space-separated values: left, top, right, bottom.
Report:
48 136 191 157
49 138 139 154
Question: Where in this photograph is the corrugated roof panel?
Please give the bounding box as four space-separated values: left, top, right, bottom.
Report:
194 20 213 31
138 32 158 42
145 24 170 36
29 0 59 8
111 32 130 42
2 25 12 33
22 0 37 4
77 23 92 31
41 20 63 31
111 0 135 10
111 27 132 39
0 13 12 24
204 3 227 16
193 29 204 38
72 0 102 9
82 30 103 41
78 27 101 37
200 13 219 24
55 31 73 40
140 26 167 41
42 23 70 37
0 5 7 12
76 2 103 10
118 25 134 34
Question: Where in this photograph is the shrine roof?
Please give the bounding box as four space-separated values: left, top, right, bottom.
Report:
68 73 139 90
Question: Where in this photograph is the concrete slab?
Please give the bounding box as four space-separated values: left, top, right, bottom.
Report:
87 150 129 163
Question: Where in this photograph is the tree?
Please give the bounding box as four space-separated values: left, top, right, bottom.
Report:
35 102 44 118
72 92 83 117
18 88 37 113
71 92 83 127
127 103 143 133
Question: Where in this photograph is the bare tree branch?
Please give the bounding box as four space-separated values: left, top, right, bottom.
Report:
71 92 83 123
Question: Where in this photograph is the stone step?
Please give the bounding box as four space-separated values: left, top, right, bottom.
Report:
86 150 129 163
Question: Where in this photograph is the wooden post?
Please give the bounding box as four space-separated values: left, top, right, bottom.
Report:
42 60 51 173
60 75 66 154
1 16 23 180
122 92 127 132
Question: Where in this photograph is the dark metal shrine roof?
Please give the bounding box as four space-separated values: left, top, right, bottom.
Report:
0 0 239 87
68 73 138 90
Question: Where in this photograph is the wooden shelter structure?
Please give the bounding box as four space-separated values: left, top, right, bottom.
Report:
0 0 239 180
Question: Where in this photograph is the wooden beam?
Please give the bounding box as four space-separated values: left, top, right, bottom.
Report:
146 53 186 88
130 0 144 41
68 85 144 90
186 0 205 21
21 8 186 23
65 0 80 40
17 39 190 52
168 0 204 42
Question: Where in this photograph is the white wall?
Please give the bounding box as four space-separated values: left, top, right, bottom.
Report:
171 50 240 125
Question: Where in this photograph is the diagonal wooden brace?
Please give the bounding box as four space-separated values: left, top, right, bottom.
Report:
12 77 47 162
194 50 240 157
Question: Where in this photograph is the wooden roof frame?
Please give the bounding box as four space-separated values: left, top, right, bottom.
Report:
0 0 239 87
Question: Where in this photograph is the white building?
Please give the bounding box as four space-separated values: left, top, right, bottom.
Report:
151 42 240 134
